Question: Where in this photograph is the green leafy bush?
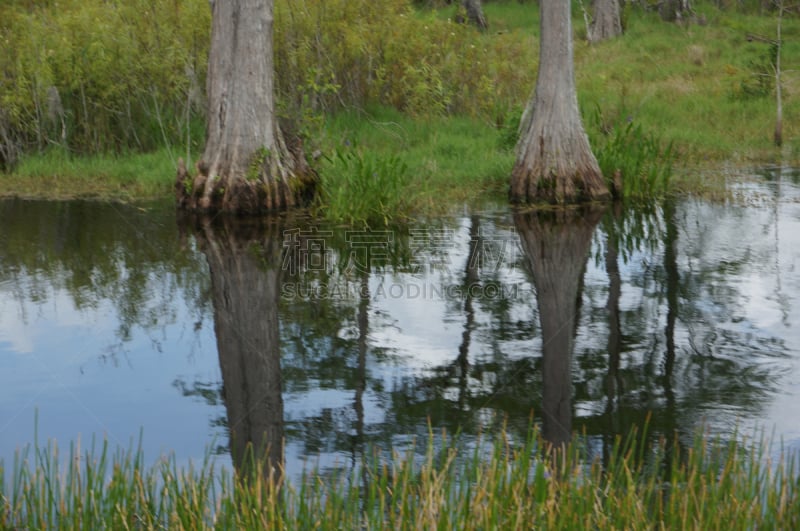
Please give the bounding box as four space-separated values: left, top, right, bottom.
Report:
274 0 531 122
0 0 210 157
0 0 531 161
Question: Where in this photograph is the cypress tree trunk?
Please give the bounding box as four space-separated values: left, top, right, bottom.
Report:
590 0 622 42
512 0 609 204
176 0 315 214
461 0 488 31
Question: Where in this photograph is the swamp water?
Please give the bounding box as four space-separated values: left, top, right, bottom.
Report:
1 168 800 482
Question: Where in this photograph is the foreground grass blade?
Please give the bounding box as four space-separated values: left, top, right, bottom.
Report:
1 424 798 529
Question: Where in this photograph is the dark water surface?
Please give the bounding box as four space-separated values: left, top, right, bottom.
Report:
2 168 800 480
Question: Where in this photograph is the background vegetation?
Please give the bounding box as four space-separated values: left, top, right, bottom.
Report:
1 0 798 210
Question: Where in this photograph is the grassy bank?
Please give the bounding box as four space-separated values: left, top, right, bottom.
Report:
0 148 179 201
2 425 798 529
0 108 518 210
1 1 798 211
576 5 800 163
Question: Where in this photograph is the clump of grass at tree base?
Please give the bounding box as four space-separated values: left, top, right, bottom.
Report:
316 144 414 226
588 106 676 200
2 422 798 529
498 103 676 201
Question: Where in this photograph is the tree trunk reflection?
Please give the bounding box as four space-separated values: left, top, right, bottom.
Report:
189 216 285 481
457 215 480 411
604 204 623 425
661 199 680 474
515 207 605 448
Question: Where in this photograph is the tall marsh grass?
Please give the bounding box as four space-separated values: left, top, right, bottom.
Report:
2 424 798 529
590 114 676 200
317 148 414 226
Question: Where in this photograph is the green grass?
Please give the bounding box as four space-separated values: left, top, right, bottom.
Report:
2 424 798 529
575 6 800 165
317 105 514 219
590 111 676 199
427 0 539 32
0 148 178 201
316 148 413 226
482 1 539 33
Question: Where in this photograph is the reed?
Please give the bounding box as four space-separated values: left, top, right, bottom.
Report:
316 147 414 226
589 107 676 200
2 424 797 529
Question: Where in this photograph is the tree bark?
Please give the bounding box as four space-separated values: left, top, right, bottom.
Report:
659 0 692 22
515 206 605 447
512 0 609 204
590 0 622 42
0 109 20 171
461 0 488 31
189 214 286 480
774 0 783 147
175 0 315 214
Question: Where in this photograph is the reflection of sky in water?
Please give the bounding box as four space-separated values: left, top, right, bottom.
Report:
735 180 800 453
1 172 800 480
0 271 219 469
370 271 466 369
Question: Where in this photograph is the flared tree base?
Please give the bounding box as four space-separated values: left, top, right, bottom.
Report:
510 165 610 205
175 138 316 215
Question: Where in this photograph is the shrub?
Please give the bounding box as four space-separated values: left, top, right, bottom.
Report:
1 0 532 160
0 0 210 156
274 0 532 123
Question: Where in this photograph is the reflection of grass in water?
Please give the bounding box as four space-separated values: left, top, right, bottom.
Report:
3 423 797 528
